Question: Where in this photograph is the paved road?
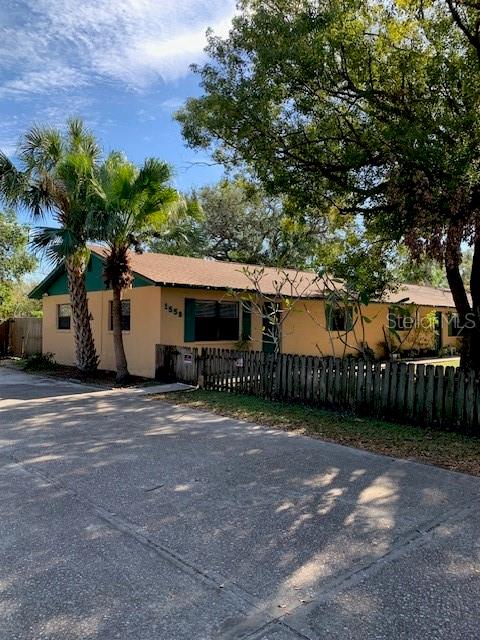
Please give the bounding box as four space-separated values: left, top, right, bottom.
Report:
1 367 479 640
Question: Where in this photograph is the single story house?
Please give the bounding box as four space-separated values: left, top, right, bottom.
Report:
30 246 462 378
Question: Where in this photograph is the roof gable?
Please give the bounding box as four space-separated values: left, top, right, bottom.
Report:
29 252 154 299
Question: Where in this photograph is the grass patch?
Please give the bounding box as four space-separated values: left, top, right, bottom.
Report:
157 389 480 477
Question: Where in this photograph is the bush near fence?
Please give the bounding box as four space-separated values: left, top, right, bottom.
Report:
156 345 480 435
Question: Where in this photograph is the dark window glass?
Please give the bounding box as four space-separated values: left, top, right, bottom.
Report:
388 309 416 331
326 305 352 332
447 313 463 337
57 304 71 330
109 300 131 331
194 300 239 341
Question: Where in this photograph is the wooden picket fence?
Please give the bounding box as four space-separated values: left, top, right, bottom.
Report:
0 317 42 357
197 348 480 435
155 345 201 384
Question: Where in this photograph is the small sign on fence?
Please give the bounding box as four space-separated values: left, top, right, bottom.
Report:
235 357 244 368
183 353 193 365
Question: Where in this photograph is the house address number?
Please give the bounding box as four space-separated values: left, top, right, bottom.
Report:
164 303 182 318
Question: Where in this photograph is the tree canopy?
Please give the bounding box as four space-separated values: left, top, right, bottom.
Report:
0 210 37 319
177 0 480 368
149 178 326 268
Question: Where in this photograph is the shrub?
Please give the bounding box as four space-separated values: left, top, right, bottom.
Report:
23 352 56 371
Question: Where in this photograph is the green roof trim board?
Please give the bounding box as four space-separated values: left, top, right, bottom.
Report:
29 253 154 300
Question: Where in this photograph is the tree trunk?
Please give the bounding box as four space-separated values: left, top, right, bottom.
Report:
445 229 480 372
112 285 130 383
65 256 98 374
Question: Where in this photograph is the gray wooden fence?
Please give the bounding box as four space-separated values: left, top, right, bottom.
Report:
155 345 201 384
197 348 479 434
0 317 42 357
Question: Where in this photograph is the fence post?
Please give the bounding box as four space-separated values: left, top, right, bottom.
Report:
465 371 475 432
396 362 407 413
424 365 435 425
372 362 382 415
455 370 466 429
434 365 444 426
443 366 455 427
405 363 415 421
355 360 365 409
198 348 206 388
381 362 391 414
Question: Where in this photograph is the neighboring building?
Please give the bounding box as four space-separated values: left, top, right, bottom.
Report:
29 246 462 378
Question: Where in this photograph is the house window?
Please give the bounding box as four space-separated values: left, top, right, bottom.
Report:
57 304 71 330
326 305 353 332
109 300 131 331
191 300 239 341
447 312 463 337
388 308 416 331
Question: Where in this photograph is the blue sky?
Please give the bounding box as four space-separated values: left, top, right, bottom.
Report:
0 0 237 277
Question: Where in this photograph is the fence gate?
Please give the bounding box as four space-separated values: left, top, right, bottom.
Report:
155 345 200 384
0 317 42 357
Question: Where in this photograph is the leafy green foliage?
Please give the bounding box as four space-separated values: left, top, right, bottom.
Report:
91 152 182 289
0 210 36 281
392 246 449 288
0 119 101 264
0 210 37 320
150 178 325 268
22 352 56 371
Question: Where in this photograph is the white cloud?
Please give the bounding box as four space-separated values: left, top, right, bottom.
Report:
0 67 88 98
0 0 237 97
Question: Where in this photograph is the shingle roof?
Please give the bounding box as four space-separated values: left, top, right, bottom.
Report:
89 245 458 308
384 283 458 308
89 245 331 297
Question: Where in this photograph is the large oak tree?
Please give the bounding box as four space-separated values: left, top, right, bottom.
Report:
177 0 480 369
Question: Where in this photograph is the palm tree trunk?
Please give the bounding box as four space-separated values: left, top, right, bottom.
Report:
65 256 98 374
112 285 130 383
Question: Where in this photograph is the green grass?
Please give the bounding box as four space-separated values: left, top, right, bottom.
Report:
157 390 480 477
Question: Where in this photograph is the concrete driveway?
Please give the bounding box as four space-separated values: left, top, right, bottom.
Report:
1 367 479 640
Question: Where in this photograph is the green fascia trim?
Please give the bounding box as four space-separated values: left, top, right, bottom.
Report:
29 263 66 299
29 253 155 299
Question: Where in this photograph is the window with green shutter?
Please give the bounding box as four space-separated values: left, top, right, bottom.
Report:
325 304 353 332
184 298 240 342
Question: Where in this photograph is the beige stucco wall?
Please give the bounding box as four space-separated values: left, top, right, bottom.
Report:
281 300 460 357
159 287 263 350
42 286 161 378
42 286 461 379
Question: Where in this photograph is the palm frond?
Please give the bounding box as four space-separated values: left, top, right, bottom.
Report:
0 153 29 207
30 226 82 264
135 158 172 196
19 125 63 171
67 118 101 160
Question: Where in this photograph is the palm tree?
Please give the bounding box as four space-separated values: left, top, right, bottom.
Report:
92 152 182 382
0 119 100 373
